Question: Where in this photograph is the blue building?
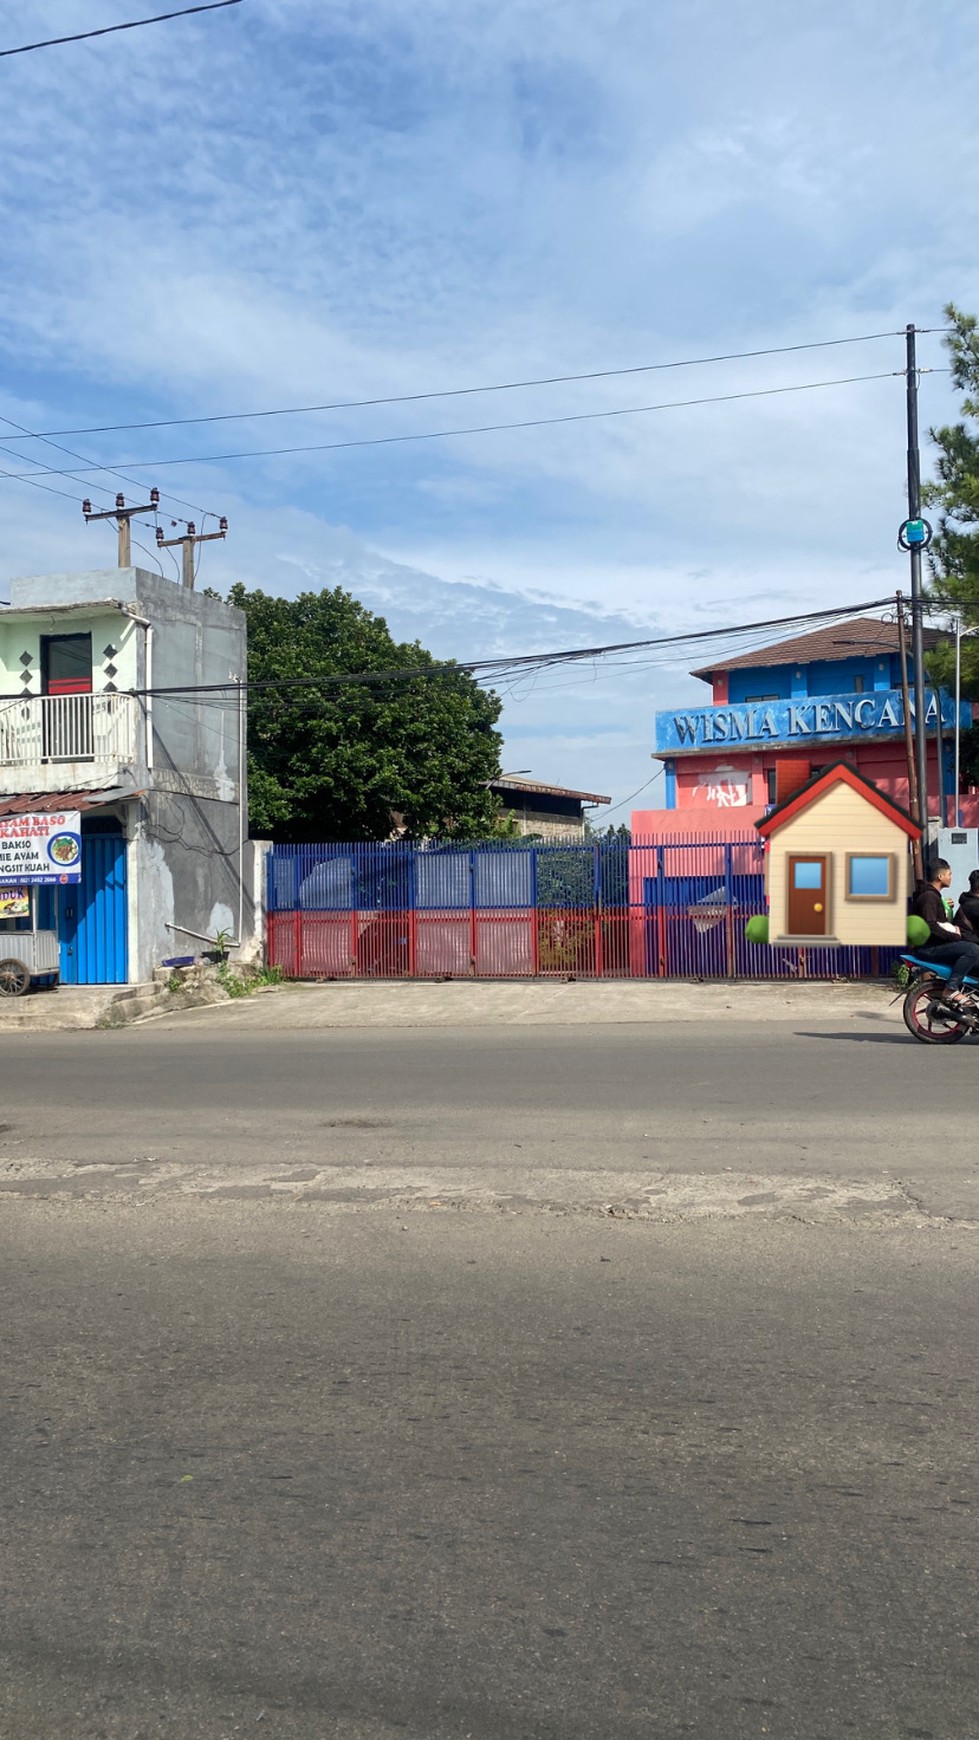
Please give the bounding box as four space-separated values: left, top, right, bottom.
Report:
643 617 964 822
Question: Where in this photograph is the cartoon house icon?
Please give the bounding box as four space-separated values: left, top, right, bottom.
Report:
756 761 921 946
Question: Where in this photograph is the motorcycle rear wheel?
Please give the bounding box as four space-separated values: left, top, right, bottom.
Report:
903 979 970 1044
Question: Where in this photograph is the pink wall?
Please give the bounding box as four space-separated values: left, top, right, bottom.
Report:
659 744 935 817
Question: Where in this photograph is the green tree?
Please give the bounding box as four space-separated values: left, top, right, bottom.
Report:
922 304 979 775
230 585 503 841
925 304 979 627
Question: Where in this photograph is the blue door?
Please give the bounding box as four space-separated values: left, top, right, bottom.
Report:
49 833 129 984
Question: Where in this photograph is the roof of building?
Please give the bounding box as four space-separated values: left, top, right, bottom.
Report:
0 599 139 620
691 616 943 682
490 776 611 805
0 787 139 817
755 760 921 841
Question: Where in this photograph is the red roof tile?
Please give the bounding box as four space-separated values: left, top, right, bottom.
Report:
692 617 943 681
0 789 136 817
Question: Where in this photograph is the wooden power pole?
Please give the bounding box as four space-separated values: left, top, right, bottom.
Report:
156 517 229 588
83 490 160 565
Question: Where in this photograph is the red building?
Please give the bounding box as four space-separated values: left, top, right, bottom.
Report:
634 617 971 836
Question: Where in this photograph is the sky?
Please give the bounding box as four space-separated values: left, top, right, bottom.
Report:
0 0 976 817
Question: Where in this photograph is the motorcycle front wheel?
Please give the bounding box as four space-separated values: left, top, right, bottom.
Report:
902 979 970 1044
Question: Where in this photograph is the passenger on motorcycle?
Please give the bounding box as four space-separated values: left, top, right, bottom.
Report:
954 868 979 938
910 858 979 1012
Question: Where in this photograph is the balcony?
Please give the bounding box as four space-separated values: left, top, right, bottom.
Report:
0 692 139 795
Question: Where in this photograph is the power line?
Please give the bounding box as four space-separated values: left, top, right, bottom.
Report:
124 596 902 699
0 0 243 59
0 460 93 507
20 330 923 440
3 371 904 480
0 414 213 523
600 767 665 819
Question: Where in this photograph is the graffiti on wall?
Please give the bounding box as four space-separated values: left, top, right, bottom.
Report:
692 764 752 807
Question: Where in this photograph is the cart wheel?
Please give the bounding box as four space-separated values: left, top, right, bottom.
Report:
0 958 31 997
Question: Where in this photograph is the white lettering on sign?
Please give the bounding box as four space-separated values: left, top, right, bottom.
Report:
660 689 960 752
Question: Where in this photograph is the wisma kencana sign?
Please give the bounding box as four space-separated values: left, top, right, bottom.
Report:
655 689 965 754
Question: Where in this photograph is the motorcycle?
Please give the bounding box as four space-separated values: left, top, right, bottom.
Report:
899 954 979 1044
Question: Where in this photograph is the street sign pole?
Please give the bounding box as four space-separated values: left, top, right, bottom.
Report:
905 324 930 839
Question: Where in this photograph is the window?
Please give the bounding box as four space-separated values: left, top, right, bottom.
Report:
41 632 92 696
793 861 823 890
846 854 894 900
765 769 778 805
744 693 779 703
853 675 865 693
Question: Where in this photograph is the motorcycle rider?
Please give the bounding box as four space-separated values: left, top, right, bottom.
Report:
954 868 979 938
910 858 979 1012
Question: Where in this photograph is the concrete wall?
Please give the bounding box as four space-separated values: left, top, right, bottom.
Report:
125 572 248 978
129 570 245 795
132 791 246 978
506 808 588 840
766 785 913 946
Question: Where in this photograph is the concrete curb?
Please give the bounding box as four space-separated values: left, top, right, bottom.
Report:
149 977 903 1029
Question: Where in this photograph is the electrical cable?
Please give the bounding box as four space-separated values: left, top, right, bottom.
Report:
0 411 218 521
19 330 940 440
2 371 904 479
600 768 665 818
125 595 905 699
131 537 166 577
0 0 242 58
0 437 163 535
0 460 97 507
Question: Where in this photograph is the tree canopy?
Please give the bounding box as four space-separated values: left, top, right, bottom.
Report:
925 305 979 674
230 585 503 841
920 304 979 775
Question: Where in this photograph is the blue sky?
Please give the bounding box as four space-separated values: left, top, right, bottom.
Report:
0 0 975 814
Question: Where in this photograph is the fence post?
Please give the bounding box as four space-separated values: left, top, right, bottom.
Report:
656 845 667 977
469 850 477 976
530 846 540 976
293 850 303 977
724 843 735 977
593 842 603 978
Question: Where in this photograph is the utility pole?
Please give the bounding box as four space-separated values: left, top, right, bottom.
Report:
83 490 160 566
897 592 923 880
156 516 229 589
903 324 930 836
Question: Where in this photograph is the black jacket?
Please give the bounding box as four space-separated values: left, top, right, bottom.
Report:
955 891 979 937
910 882 958 947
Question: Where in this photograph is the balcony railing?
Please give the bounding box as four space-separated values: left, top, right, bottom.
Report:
0 692 137 771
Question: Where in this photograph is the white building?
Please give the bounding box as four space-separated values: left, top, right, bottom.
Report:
0 566 254 985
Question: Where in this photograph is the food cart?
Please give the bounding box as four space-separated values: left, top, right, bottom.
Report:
0 810 80 996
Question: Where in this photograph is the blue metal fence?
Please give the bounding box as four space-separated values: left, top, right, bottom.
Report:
266 838 900 981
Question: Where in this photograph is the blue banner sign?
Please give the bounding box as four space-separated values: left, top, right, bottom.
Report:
655 689 966 755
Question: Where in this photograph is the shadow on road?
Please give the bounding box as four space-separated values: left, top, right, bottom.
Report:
793 1029 915 1044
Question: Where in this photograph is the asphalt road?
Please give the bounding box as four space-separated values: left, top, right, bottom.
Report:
1 1018 977 1738
1 1016 977 1216
0 1205 976 1740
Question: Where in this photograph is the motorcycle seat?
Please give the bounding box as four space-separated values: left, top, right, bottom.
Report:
900 954 979 986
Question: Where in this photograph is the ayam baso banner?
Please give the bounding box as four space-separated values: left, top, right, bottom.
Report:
0 812 82 885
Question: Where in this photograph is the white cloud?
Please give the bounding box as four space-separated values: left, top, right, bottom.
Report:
0 0 975 812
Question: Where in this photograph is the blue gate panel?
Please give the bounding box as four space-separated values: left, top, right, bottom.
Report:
58 832 128 985
415 851 470 910
473 849 533 909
